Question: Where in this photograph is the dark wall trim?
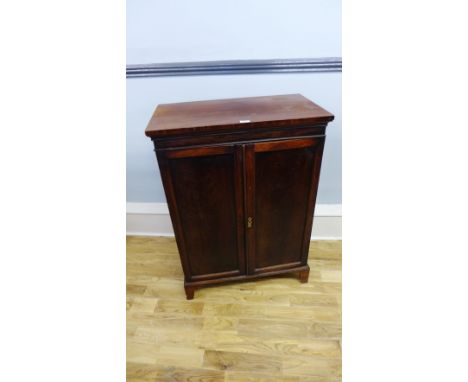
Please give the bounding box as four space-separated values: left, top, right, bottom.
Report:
126 57 341 78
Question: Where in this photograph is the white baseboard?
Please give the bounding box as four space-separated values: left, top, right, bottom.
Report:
126 202 341 239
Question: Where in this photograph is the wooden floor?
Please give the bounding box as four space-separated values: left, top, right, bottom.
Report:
127 236 342 382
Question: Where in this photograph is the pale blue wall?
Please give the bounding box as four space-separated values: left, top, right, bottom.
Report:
127 0 341 63
127 0 342 204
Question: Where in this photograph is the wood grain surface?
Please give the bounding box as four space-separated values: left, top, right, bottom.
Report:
127 236 341 381
145 94 334 138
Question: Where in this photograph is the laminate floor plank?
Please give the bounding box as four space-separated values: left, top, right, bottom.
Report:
127 236 341 381
127 362 225 382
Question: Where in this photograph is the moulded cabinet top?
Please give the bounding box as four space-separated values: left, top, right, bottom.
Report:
145 94 334 138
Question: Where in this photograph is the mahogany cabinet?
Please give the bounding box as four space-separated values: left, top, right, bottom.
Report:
145 94 334 299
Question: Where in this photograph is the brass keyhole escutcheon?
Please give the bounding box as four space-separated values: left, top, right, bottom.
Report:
247 217 253 228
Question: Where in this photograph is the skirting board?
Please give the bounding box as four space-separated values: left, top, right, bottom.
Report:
127 202 341 240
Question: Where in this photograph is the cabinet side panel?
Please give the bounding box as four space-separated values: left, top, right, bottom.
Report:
254 145 316 270
156 150 192 278
300 138 325 264
168 153 241 278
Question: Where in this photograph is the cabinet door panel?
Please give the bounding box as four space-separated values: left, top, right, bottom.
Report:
245 138 324 274
157 145 245 281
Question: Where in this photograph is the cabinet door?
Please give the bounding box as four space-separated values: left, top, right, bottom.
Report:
244 137 325 275
157 145 246 282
